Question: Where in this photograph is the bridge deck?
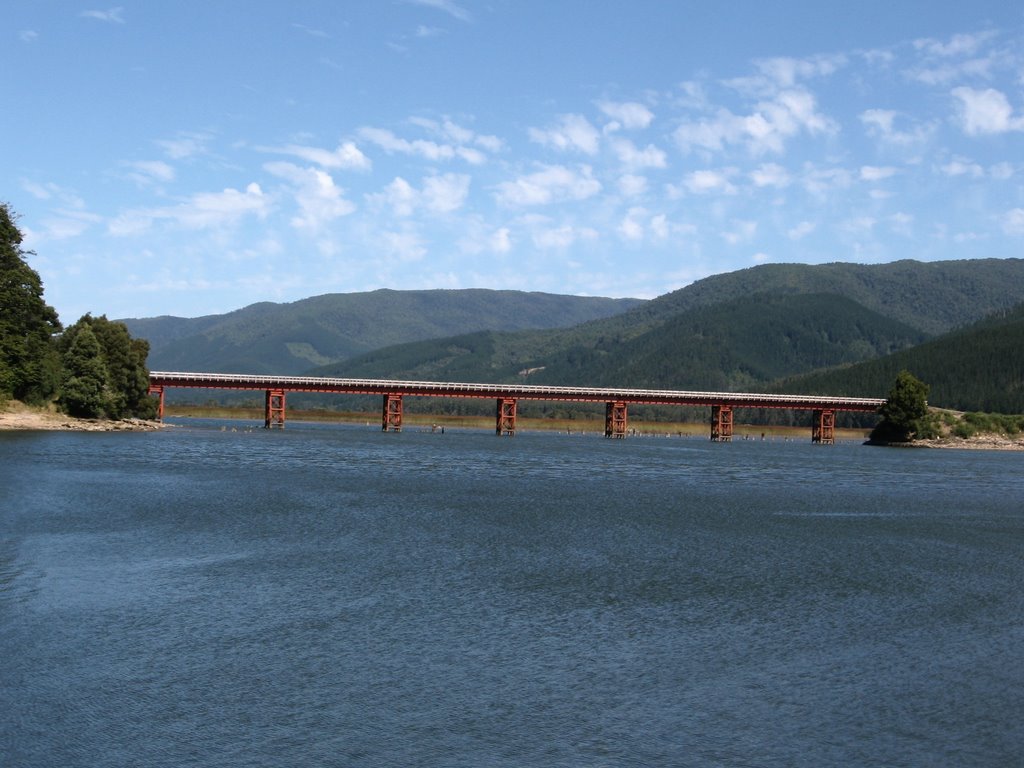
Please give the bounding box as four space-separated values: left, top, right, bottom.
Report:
149 371 884 412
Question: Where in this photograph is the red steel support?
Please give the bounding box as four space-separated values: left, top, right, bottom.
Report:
382 394 403 432
148 384 165 421
812 408 836 445
711 404 733 442
496 398 517 436
265 389 286 429
605 401 628 438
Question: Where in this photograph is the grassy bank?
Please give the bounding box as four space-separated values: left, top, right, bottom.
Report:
164 404 872 440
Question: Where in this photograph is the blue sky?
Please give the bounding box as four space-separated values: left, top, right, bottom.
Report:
5 1 1024 321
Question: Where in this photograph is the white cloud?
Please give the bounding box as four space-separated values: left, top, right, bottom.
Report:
860 109 934 147
422 173 471 213
265 162 355 230
721 220 756 245
674 88 835 156
495 165 601 207
531 224 598 250
80 7 125 23
618 209 645 241
597 100 654 130
156 132 213 160
1001 209 1024 236
610 138 667 171
405 0 471 22
373 177 418 217
618 174 648 196
379 228 428 262
939 157 984 178
952 87 1024 135
889 212 913 236
270 141 371 170
19 30 38 43
109 183 270 235
913 31 996 58
989 162 1014 180
358 127 456 161
860 165 897 182
369 173 470 216
125 160 175 185
528 114 601 155
681 168 737 195
750 163 790 188
787 221 815 240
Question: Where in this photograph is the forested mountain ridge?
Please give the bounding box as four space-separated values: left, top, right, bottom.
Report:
122 290 644 374
308 258 1024 397
775 303 1024 413
553 258 1024 345
311 293 927 392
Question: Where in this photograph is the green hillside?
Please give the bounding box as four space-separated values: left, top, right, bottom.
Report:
606 258 1024 338
345 258 1024 389
122 289 644 374
776 303 1024 413
315 293 925 392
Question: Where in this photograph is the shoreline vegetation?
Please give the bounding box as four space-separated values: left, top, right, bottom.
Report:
4 401 1022 449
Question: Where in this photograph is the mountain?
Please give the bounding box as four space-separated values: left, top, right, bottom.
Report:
311 292 926 391
309 259 1024 394
775 303 1024 413
121 289 644 374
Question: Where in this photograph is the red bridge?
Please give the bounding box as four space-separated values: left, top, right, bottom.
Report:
149 371 884 444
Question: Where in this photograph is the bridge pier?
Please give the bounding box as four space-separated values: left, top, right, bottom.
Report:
148 384 165 422
812 409 836 444
711 405 733 441
496 398 517 436
605 401 628 438
265 389 286 429
382 394 403 432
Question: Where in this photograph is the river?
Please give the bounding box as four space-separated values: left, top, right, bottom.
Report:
2 420 1022 766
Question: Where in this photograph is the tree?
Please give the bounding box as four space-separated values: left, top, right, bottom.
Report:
60 324 109 418
58 314 157 419
0 203 62 403
870 370 930 443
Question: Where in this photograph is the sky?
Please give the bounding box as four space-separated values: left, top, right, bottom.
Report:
4 1 1024 322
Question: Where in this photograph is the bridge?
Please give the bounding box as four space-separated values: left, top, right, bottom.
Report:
148 371 885 444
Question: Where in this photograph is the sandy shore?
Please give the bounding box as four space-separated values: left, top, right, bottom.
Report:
0 402 165 432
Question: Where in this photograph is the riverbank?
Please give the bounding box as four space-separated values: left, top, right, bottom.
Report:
0 401 165 432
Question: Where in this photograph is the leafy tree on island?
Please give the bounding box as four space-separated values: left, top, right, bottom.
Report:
59 315 157 420
869 370 931 444
0 202 62 404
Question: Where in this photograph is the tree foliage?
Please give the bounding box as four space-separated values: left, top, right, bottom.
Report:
1 202 156 419
870 370 930 443
0 202 62 403
59 315 157 419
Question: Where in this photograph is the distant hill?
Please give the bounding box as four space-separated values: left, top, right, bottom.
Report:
313 292 926 391
309 259 1024 394
122 289 644 374
776 303 1024 413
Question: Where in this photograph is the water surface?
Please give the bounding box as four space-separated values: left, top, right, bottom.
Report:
2 422 1022 766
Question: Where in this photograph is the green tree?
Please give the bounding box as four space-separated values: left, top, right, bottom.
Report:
60 324 109 418
59 315 157 419
870 370 930 443
0 203 62 403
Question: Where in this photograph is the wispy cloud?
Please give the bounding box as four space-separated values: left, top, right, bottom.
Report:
528 114 601 156
494 165 601 207
404 0 471 22
80 7 125 24
109 183 270 236
265 141 371 171
19 30 38 43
